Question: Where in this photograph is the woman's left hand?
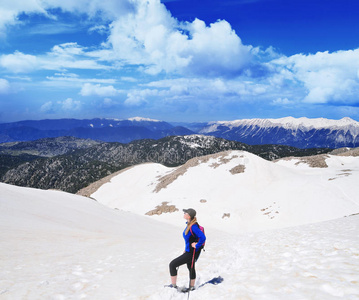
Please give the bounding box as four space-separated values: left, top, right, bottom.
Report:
191 242 197 249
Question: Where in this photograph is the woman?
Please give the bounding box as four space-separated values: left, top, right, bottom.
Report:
169 208 206 291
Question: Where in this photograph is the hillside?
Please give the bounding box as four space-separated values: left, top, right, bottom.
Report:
89 149 359 232
1 180 359 299
0 135 329 193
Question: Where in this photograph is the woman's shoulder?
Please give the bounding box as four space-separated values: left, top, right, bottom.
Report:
190 222 201 231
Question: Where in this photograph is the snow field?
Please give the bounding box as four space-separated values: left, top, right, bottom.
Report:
151 216 359 300
1 149 359 299
92 151 359 233
0 183 181 299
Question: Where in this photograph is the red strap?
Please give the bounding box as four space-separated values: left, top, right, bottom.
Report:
191 248 196 269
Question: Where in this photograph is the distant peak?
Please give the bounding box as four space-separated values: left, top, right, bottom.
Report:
128 117 161 122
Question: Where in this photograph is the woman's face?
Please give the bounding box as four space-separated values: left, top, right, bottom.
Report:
183 212 191 221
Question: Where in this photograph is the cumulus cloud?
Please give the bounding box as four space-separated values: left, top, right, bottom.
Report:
107 0 254 76
40 98 81 113
0 78 10 93
0 51 38 73
271 49 359 105
125 89 162 106
0 0 260 78
80 83 120 97
59 98 81 110
1 0 359 113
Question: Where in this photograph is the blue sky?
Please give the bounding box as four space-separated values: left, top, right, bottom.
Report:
0 0 358 123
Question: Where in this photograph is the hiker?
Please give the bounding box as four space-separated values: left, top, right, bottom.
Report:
169 208 206 291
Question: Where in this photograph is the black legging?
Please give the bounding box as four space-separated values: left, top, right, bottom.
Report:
169 250 201 279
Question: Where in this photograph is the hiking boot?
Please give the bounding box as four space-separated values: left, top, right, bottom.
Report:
182 286 195 292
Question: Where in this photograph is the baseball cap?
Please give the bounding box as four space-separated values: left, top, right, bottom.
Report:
183 208 196 218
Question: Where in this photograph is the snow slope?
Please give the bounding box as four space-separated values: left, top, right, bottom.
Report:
91 150 359 233
1 182 359 299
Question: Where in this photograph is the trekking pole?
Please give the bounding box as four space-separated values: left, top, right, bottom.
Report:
188 248 196 300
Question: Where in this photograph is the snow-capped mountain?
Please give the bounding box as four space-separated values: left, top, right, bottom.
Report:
1 116 359 148
199 117 359 148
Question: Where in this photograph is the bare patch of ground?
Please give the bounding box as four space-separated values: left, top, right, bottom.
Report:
329 170 353 181
230 164 246 174
210 155 238 168
335 147 359 157
277 154 329 168
145 201 179 216
154 151 238 193
222 213 230 219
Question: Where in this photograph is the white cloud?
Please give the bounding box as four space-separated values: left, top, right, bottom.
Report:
0 0 47 38
0 0 135 38
0 51 38 73
272 97 293 106
0 43 109 73
107 1 254 76
146 77 269 100
88 25 108 35
40 101 54 113
0 0 260 78
1 0 359 112
58 98 81 110
0 78 10 93
80 83 119 97
271 49 359 105
125 89 162 106
40 98 81 113
46 73 116 85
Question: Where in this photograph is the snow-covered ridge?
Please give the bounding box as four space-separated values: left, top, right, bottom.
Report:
127 116 161 122
88 117 162 127
92 150 359 233
101 117 161 122
201 117 359 133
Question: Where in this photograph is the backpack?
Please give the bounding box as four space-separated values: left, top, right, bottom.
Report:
190 222 206 250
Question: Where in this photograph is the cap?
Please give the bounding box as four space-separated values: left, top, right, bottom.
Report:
183 208 196 218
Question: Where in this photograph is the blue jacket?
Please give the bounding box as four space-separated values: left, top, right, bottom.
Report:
183 223 206 252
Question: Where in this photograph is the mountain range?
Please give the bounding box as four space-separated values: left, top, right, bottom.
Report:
199 117 359 148
1 116 358 148
0 117 192 144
